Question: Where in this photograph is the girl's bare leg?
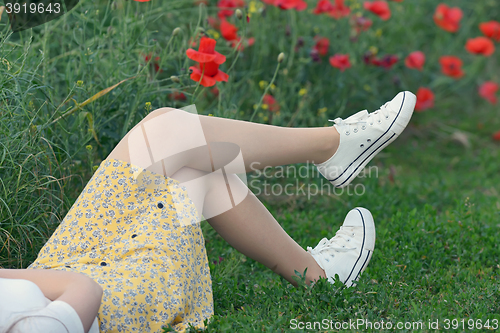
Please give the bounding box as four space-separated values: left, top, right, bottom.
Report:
196 112 340 171
107 107 340 176
170 166 326 286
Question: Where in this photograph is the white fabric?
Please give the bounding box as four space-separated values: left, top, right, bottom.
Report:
0 278 99 333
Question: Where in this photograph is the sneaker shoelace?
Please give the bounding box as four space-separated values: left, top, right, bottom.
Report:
307 226 357 256
328 102 391 135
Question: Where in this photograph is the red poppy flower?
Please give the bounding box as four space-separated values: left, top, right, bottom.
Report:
313 37 330 56
263 94 280 112
373 54 398 69
363 51 377 65
329 54 351 71
186 37 229 87
144 54 161 72
433 4 462 33
363 51 397 68
310 48 321 63
478 81 499 104
439 56 464 79
313 0 334 14
351 15 372 34
217 0 245 19
263 0 307 11
465 37 495 56
219 19 254 51
493 130 500 141
220 19 239 41
168 91 187 101
381 54 398 69
281 0 308 11
405 51 425 71
479 21 500 42
329 0 350 19
220 19 254 51
415 87 434 111
363 1 391 21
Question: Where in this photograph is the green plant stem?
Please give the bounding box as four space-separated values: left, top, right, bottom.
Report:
249 61 281 122
286 10 297 71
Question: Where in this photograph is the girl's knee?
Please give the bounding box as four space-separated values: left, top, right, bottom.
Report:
143 107 183 122
202 173 249 218
222 173 249 206
128 107 207 169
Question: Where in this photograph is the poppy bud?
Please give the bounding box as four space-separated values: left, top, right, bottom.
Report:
172 27 181 36
235 9 243 20
170 75 180 83
296 37 304 48
278 52 285 63
310 49 321 63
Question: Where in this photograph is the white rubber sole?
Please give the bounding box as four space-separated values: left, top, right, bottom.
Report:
343 207 376 288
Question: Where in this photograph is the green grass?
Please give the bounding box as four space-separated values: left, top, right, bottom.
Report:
1 0 499 332
193 137 500 332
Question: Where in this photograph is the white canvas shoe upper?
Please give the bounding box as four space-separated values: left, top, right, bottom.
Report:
315 91 417 188
307 207 376 288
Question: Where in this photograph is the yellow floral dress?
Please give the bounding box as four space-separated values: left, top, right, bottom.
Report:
28 158 214 333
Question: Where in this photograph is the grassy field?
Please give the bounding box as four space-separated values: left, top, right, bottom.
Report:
200 136 500 332
1 0 499 331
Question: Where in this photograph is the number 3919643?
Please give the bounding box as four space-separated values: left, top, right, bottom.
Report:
443 318 498 330
5 2 61 14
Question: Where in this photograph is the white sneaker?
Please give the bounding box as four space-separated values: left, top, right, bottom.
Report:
307 207 375 288
315 91 416 188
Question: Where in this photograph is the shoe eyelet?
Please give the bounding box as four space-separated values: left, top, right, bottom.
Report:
369 123 373 126
345 131 350 136
385 116 389 119
377 120 382 124
361 126 366 130
360 144 364 148
352 233 355 236
367 139 371 142
353 129 358 133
